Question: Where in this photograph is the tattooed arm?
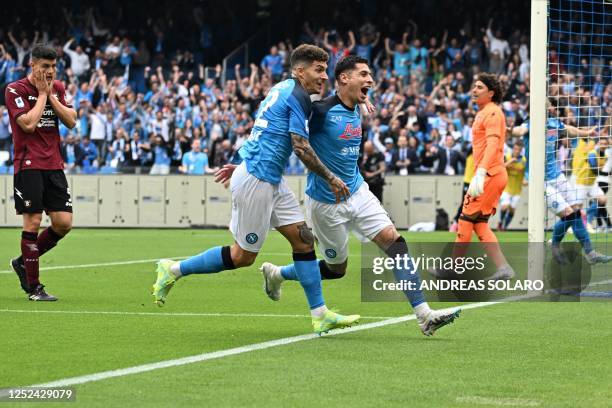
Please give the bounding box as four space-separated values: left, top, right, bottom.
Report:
291 133 350 203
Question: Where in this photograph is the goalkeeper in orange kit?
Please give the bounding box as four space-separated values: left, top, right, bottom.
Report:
455 72 514 280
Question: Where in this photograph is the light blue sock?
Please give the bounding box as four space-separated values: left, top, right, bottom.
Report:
179 246 229 275
587 200 598 224
280 264 298 280
388 237 425 308
572 215 593 254
552 219 570 246
293 253 325 310
393 262 425 308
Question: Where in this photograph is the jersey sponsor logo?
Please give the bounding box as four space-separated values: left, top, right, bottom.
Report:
28 95 38 101
246 233 259 245
339 123 362 140
15 97 24 108
325 248 337 259
341 146 360 156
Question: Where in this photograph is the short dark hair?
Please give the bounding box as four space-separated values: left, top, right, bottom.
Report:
477 72 504 104
334 55 368 80
290 44 328 69
31 44 57 61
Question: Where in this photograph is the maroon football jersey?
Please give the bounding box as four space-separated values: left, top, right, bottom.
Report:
5 77 72 173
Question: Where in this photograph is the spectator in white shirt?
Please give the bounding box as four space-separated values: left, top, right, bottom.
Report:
88 105 107 152
63 38 91 78
486 18 511 74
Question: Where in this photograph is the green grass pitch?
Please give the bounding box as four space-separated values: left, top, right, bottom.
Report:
0 228 611 407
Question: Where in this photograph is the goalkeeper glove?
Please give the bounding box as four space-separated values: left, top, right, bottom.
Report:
467 167 487 198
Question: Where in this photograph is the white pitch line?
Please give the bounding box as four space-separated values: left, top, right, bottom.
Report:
0 253 359 274
0 309 391 320
0 301 501 391
456 396 540 407
0 257 190 274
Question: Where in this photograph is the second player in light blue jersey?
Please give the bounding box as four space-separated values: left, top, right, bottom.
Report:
261 55 461 336
152 45 361 335
509 102 610 264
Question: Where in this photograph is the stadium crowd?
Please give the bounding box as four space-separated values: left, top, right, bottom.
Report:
0 2 609 179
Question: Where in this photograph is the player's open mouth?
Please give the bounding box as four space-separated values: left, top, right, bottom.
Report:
360 87 370 97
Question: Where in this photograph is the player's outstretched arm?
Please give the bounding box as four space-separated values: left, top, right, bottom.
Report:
291 133 350 203
564 124 596 139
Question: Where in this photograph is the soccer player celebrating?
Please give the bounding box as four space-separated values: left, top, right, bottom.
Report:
455 73 514 280
6 44 77 300
498 141 527 231
259 55 460 336
152 45 360 334
527 101 610 264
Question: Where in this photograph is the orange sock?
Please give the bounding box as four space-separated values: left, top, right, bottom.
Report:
474 222 507 268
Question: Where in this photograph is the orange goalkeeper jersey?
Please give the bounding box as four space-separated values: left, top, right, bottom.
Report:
471 102 506 176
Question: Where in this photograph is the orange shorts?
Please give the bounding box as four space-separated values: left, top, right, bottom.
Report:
462 170 508 216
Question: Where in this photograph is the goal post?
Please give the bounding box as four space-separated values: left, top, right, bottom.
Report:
528 0 548 281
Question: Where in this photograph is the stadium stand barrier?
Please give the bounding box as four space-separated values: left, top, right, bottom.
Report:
0 174 543 229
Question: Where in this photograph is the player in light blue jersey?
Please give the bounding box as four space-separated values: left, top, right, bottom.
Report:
152 45 361 335
509 102 610 264
260 55 460 336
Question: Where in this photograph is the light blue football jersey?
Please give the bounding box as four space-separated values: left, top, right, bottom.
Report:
239 79 311 185
544 118 566 181
305 95 364 204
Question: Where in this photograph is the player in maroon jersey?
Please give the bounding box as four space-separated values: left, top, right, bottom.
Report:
5 44 77 301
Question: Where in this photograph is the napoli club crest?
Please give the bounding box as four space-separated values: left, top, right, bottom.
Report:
325 248 337 259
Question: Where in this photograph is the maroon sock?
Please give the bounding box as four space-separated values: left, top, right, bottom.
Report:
16 227 64 265
37 227 64 256
21 231 40 288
